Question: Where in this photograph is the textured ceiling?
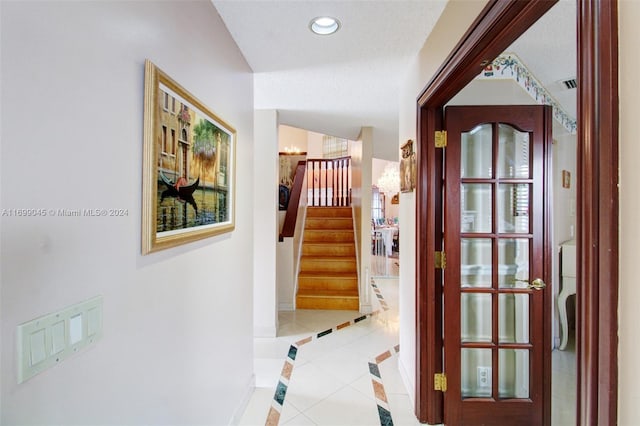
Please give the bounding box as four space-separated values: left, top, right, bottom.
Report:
212 0 576 160
508 0 577 119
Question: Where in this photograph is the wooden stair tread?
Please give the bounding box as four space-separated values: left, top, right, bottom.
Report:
301 256 356 261
306 207 352 217
303 242 353 246
298 271 357 278
305 229 353 233
296 289 359 298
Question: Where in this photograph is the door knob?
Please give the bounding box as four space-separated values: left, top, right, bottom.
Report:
528 278 546 290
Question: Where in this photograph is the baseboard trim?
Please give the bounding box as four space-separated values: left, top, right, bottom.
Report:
229 373 255 425
359 303 373 314
398 357 415 409
279 303 294 311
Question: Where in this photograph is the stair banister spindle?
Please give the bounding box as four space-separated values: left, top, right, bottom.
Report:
346 157 350 206
324 160 328 206
313 160 317 206
340 158 343 206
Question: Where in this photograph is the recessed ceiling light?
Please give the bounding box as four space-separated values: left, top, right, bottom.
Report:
309 16 341 35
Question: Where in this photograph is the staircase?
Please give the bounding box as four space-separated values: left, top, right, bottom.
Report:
296 207 359 310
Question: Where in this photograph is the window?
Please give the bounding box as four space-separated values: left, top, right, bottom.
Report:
163 92 169 110
161 126 167 154
322 135 348 158
171 129 176 155
372 186 385 222
171 97 176 113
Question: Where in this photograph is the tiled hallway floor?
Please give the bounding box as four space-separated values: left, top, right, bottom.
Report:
238 278 577 425
238 278 418 425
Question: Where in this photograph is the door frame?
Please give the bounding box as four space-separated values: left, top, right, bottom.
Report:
414 0 619 424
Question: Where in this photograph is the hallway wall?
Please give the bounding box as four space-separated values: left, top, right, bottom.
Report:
352 127 374 313
0 1 255 424
397 0 490 405
619 1 640 423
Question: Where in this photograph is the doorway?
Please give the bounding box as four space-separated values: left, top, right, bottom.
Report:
442 105 553 425
414 1 618 424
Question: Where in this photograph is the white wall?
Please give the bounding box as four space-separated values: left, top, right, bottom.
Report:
278 125 309 154
618 1 640 423
0 2 255 424
254 110 279 337
351 127 374 313
276 170 308 312
397 0 490 405
306 131 325 158
552 131 577 346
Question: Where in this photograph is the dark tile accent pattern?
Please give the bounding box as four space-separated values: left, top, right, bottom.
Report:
317 328 333 338
274 381 287 406
377 405 394 426
355 315 367 323
287 345 297 361
368 362 381 378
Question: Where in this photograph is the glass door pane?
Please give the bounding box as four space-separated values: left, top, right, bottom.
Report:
461 238 492 288
461 293 492 342
498 124 530 178
461 348 492 398
498 184 530 233
498 293 529 343
461 184 492 233
462 124 492 178
499 349 530 398
498 239 529 288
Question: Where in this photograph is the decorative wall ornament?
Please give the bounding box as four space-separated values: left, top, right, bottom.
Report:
400 139 416 192
478 52 577 134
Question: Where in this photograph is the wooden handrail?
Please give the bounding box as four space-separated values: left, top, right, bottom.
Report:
280 161 306 241
306 157 351 207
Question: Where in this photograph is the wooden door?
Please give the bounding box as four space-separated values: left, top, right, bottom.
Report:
442 105 552 425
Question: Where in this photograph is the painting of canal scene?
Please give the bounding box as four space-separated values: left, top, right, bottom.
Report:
142 60 235 254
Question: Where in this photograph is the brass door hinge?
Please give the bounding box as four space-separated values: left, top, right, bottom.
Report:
434 372 447 392
435 251 446 269
435 130 447 148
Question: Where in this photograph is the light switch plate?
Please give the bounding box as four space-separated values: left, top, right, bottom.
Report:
16 296 103 384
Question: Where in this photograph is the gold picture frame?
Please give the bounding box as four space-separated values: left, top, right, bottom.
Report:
400 139 416 192
142 60 236 254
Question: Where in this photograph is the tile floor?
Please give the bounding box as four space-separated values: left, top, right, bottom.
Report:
238 277 577 425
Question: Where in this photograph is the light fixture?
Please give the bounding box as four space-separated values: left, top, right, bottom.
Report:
377 163 400 195
309 16 341 35
283 146 302 154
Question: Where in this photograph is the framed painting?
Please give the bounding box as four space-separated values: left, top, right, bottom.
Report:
400 139 416 192
142 59 236 254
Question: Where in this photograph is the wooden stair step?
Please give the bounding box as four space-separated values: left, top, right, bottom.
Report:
298 272 358 291
296 289 359 297
305 217 353 230
306 207 352 218
300 257 356 273
302 242 356 257
304 230 354 243
296 289 359 310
